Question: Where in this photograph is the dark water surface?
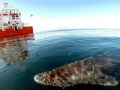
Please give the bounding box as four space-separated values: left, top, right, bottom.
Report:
0 29 120 90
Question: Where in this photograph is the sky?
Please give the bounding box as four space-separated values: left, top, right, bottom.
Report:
0 0 120 31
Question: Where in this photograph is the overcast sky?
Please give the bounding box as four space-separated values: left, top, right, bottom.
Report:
0 0 120 31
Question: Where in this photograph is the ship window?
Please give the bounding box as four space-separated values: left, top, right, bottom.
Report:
2 10 7 13
11 10 14 13
16 15 18 19
12 16 15 19
7 10 10 13
15 10 18 13
3 10 6 13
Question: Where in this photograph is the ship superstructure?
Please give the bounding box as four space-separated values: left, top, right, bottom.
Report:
0 3 33 38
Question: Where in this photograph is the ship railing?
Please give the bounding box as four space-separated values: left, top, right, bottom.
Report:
0 22 18 28
3 23 8 26
24 23 29 26
0 23 8 26
0 9 20 14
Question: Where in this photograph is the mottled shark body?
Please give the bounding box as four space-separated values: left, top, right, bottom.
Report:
34 52 120 88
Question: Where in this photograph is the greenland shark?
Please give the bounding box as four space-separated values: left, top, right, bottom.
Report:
34 52 120 88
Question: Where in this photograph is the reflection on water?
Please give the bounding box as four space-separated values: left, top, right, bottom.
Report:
0 34 34 70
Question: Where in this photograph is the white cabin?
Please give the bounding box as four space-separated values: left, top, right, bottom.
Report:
0 3 24 31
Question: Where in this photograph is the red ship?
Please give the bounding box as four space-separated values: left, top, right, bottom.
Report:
0 3 33 39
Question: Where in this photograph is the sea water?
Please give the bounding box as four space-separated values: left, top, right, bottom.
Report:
0 29 120 90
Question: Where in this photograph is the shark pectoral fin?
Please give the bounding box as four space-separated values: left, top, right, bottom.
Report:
97 76 118 86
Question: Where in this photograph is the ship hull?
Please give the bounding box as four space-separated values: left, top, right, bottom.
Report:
0 26 33 39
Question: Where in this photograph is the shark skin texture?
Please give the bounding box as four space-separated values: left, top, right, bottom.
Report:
34 52 120 88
